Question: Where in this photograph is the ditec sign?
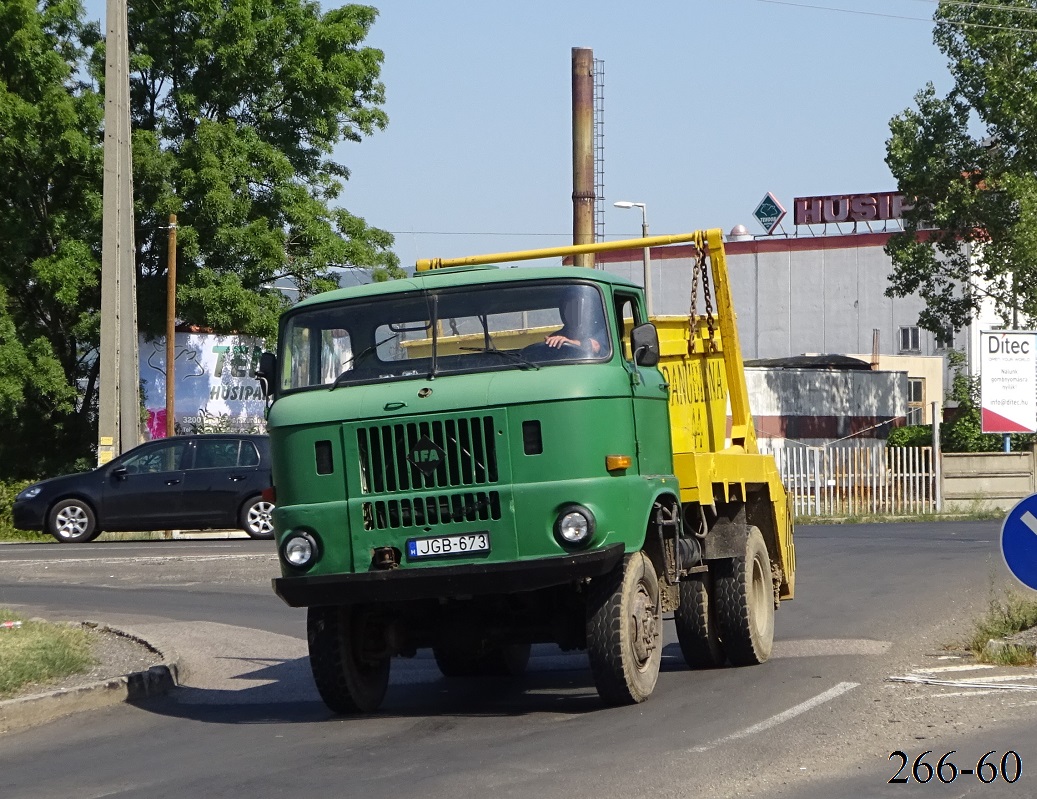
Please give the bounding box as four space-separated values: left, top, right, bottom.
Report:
980 330 1037 434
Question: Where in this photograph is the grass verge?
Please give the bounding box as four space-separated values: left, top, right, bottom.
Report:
964 590 1037 666
0 609 97 698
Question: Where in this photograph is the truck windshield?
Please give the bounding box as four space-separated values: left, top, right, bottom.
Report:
278 281 612 392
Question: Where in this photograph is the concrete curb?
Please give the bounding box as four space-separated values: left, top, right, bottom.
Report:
0 623 182 734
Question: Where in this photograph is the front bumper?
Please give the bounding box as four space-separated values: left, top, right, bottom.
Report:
272 543 625 607
12 501 45 531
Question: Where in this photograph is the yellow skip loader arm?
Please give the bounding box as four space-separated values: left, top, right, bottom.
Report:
418 228 794 600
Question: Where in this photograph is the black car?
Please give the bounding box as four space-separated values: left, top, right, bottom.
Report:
13 434 274 543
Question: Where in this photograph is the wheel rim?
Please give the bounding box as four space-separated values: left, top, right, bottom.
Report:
247 501 274 535
55 506 88 538
629 580 659 670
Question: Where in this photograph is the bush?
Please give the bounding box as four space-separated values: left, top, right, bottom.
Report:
888 425 934 447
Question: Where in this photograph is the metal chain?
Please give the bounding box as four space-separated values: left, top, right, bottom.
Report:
698 246 717 350
688 249 701 355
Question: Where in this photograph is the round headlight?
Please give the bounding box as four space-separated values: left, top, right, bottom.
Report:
555 505 594 547
282 533 318 568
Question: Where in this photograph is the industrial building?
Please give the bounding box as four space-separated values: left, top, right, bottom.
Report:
597 193 997 449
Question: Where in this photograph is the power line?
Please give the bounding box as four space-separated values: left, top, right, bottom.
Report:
909 0 1037 16
755 0 1037 32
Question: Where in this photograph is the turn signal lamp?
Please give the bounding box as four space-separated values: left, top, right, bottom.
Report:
605 454 632 471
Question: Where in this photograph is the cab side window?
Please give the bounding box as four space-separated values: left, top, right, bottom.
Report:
613 293 641 362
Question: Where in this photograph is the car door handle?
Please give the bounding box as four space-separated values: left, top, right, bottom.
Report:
166 479 181 486
229 475 246 481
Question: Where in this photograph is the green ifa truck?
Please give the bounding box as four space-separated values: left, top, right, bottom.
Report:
261 228 795 712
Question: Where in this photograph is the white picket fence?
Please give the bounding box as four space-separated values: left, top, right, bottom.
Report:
763 444 936 517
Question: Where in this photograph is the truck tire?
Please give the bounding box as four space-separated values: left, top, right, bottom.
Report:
307 605 390 713
433 641 531 678
674 572 726 668
713 526 774 666
586 551 662 705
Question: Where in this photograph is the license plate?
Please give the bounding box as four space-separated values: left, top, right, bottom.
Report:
406 532 490 559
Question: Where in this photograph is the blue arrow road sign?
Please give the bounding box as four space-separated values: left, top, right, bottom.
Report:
1000 495 1037 590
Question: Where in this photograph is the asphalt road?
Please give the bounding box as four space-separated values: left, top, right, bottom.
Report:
0 521 1035 799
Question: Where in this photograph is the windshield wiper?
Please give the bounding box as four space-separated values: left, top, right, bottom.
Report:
329 333 399 390
460 346 539 371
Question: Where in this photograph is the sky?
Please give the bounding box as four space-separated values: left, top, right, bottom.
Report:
83 0 956 270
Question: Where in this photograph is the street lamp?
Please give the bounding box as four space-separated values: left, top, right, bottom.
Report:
614 201 652 315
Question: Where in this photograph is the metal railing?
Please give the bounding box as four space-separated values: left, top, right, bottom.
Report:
763 443 936 517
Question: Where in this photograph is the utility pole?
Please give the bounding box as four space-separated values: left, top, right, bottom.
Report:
97 0 139 464
165 214 177 437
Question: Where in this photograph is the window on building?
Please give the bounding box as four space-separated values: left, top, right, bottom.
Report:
935 325 954 350
899 326 920 353
907 377 925 425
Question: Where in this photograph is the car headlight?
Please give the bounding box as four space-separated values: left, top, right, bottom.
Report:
17 486 42 501
281 531 320 569
554 504 595 547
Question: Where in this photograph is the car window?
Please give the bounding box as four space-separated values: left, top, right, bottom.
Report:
238 441 260 467
121 441 187 474
190 439 262 469
192 439 243 470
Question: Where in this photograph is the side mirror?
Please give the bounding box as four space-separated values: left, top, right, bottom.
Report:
630 323 660 367
256 351 277 398
110 466 128 480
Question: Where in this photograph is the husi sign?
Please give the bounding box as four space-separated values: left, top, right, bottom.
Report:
794 191 914 226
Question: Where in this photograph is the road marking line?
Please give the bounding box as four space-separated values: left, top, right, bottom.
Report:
888 675 1037 691
0 554 277 566
918 664 997 674
689 681 859 753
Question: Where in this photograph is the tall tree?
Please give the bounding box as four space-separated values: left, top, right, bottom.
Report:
0 0 103 476
0 0 398 479
885 0 1037 333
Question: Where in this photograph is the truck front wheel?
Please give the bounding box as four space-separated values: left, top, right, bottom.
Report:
714 526 774 665
674 572 726 668
586 551 662 705
307 605 390 713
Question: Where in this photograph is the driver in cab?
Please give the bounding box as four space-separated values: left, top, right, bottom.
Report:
544 287 608 357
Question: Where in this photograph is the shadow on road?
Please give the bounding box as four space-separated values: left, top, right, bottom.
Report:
135 643 701 724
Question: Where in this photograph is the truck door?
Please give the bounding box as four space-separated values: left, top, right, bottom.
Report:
614 292 672 475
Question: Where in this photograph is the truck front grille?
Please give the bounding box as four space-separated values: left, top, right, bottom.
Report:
362 490 502 531
356 415 499 494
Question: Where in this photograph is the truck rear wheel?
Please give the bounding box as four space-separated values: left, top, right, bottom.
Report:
307 605 390 713
433 641 531 678
586 551 662 705
714 526 774 666
674 572 726 668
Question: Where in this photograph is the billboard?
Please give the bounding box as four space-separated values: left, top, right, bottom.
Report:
980 330 1037 434
139 333 266 439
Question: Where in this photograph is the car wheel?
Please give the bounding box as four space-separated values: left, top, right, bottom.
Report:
47 499 98 543
241 495 275 539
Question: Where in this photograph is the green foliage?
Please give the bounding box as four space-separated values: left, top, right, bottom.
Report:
964 588 1037 666
887 424 935 448
885 1 1037 332
0 610 96 697
0 0 397 479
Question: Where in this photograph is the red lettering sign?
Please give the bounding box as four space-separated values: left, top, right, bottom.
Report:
793 192 914 226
